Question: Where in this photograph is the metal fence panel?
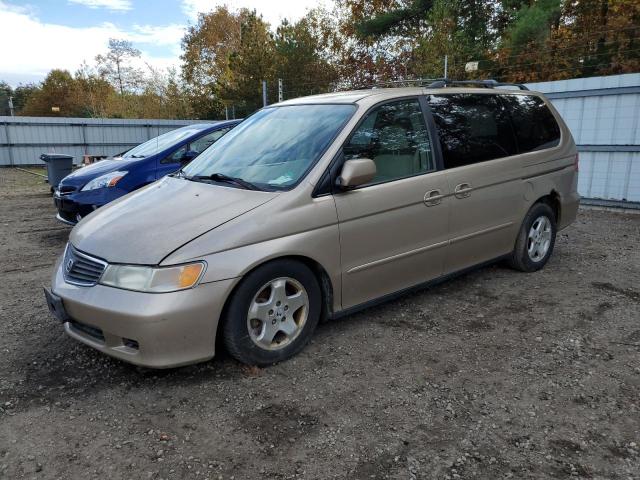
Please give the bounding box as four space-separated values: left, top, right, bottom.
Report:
0 117 213 166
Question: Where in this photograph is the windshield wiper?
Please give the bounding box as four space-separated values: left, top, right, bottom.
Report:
129 154 145 158
187 172 260 191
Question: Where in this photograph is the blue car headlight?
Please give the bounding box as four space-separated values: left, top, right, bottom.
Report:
81 171 128 191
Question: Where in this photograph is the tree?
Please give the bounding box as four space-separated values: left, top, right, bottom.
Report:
95 38 143 95
11 84 39 115
274 15 339 99
355 0 433 38
181 6 246 118
503 0 562 55
224 11 276 115
331 0 416 86
0 81 12 115
412 0 498 79
20 69 116 117
412 0 468 79
492 0 640 82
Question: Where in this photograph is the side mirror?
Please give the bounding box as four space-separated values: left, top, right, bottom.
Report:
336 158 376 189
181 150 199 164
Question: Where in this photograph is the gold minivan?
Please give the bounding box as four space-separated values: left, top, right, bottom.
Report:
45 81 579 368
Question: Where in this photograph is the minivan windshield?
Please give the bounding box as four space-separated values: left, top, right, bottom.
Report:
182 104 356 190
121 125 209 159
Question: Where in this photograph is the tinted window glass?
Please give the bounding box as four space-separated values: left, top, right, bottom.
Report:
427 94 517 169
163 145 187 164
344 99 435 184
501 95 560 152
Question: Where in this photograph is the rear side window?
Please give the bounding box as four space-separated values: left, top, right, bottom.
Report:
427 94 517 169
500 95 560 152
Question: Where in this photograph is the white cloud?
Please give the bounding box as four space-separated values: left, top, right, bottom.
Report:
0 1 184 86
68 0 132 12
181 0 326 28
129 23 185 54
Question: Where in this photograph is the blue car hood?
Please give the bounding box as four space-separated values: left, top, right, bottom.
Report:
59 159 139 189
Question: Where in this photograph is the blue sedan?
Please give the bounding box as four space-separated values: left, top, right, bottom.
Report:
54 121 239 224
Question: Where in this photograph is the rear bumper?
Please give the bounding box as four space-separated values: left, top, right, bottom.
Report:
50 257 237 368
559 191 580 230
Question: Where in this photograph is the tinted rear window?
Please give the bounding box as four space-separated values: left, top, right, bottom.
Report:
500 95 561 152
427 94 517 169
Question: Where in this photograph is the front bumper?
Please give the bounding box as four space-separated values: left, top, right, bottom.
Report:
54 193 94 225
53 187 127 225
50 257 237 368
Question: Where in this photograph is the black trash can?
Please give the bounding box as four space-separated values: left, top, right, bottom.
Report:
40 153 73 193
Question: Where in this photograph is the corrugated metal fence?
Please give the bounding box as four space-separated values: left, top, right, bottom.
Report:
527 73 640 207
0 117 213 166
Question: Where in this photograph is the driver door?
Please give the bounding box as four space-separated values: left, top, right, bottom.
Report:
333 98 451 309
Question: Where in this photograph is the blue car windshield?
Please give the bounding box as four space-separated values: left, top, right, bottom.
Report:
182 104 356 190
121 125 209 159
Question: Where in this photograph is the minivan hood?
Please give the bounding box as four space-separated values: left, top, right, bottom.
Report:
60 159 138 188
70 176 278 264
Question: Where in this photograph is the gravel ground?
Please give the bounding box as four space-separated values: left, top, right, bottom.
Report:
0 167 639 480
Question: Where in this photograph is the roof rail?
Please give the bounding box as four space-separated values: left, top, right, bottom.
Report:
355 78 529 91
427 78 529 91
361 78 444 89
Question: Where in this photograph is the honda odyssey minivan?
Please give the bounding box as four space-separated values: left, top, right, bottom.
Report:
45 80 579 368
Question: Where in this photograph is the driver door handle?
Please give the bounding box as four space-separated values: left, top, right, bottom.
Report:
454 182 472 199
424 189 443 207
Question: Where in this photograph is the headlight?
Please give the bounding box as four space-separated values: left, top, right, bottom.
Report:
99 262 206 293
81 171 127 191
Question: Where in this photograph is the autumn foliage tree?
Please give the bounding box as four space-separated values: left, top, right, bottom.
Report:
181 6 341 117
3 0 639 119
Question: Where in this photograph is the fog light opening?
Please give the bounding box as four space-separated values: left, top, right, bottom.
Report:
123 338 139 350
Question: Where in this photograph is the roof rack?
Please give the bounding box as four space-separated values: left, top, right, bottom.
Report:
358 78 529 91
427 79 529 90
362 78 443 89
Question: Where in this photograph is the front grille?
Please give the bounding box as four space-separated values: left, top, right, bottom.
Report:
62 244 107 286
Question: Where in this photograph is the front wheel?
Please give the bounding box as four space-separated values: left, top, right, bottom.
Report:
221 260 321 366
508 202 557 272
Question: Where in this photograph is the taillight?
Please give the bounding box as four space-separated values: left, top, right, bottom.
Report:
574 153 579 172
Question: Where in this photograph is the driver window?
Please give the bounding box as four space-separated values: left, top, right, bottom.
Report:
343 99 434 184
190 128 230 154
162 145 187 164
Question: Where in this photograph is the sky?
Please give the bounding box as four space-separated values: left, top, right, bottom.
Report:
0 0 324 87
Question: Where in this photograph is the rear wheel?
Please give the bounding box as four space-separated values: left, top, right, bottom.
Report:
221 260 321 366
509 202 557 272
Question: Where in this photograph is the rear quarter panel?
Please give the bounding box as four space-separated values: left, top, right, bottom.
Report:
517 93 579 230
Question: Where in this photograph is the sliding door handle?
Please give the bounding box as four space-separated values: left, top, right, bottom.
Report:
454 183 472 199
424 189 443 206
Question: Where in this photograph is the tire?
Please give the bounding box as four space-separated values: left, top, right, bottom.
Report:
221 259 321 366
508 202 557 272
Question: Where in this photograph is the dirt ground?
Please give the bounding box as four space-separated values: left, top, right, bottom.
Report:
0 167 639 480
